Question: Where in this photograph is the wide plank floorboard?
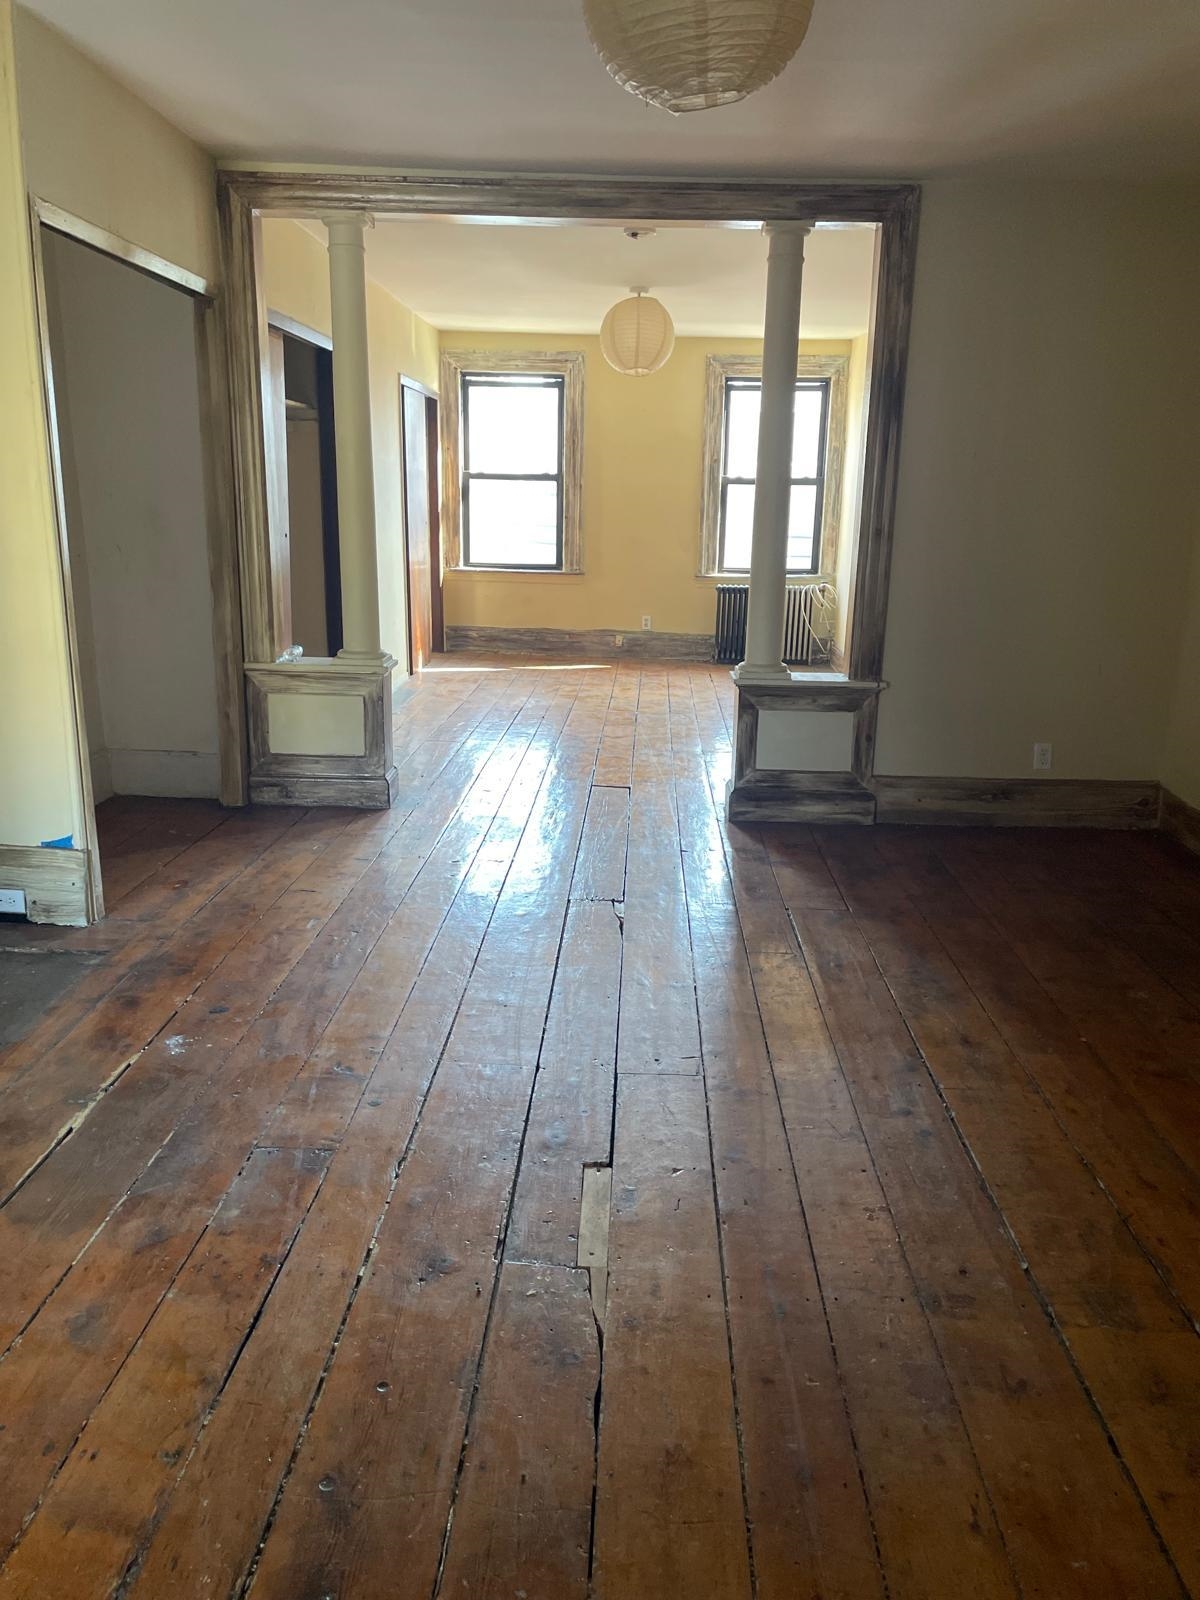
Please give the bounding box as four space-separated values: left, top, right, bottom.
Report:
0 655 1197 1599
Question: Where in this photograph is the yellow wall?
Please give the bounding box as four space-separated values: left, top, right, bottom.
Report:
873 178 1200 782
260 218 440 673
13 7 218 283
441 330 852 638
833 333 870 662
1 2 223 858
0 0 85 847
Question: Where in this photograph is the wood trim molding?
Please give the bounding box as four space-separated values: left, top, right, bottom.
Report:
871 776 1161 829
266 308 333 351
1158 788 1200 854
735 674 885 712
444 624 711 661
31 199 212 299
250 771 399 808
0 846 90 926
220 188 278 664
438 348 585 573
699 351 848 580
727 770 876 826
218 172 919 225
196 298 249 805
27 200 104 921
848 190 919 684
218 171 919 800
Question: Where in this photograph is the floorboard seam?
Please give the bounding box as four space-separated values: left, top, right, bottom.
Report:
782 881 1032 1598
233 672 597 1599
110 1154 335 1600
732 839 893 1600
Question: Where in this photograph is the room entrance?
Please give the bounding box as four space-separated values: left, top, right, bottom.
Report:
35 215 242 918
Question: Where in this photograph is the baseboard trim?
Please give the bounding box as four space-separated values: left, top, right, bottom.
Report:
872 776 1161 829
1161 788 1200 855
445 624 713 662
249 766 399 810
0 844 90 926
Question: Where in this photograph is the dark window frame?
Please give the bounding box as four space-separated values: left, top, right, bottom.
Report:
717 375 831 578
460 371 566 571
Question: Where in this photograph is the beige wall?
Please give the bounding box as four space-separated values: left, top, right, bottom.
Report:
13 7 218 283
873 178 1200 782
0 0 83 849
260 218 440 673
43 228 220 800
441 330 853 639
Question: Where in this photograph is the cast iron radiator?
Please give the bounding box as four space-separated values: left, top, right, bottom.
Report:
713 583 833 666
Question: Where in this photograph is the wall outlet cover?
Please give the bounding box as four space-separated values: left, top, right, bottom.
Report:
0 887 28 916
1033 742 1053 770
641 615 652 630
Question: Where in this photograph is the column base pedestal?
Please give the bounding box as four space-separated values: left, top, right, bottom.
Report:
243 654 397 811
250 765 399 810
731 661 792 687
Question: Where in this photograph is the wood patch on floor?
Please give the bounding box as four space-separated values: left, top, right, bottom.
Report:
0 654 1198 1599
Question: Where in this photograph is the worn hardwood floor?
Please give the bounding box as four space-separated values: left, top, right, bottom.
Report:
1 654 1199 1599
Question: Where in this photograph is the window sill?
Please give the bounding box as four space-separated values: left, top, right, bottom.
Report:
445 566 584 581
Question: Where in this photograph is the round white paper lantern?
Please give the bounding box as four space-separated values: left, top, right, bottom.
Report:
582 0 816 114
599 291 676 376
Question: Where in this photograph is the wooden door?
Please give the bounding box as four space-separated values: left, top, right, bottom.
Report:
400 381 441 672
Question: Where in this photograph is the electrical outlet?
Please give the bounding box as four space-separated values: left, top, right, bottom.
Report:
641 615 652 631
1033 742 1053 771
613 634 624 647
0 887 28 916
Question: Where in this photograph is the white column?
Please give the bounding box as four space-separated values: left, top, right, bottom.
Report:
324 212 382 659
735 221 813 684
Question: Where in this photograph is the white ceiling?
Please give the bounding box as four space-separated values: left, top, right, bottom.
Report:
331 219 876 337
21 0 1200 181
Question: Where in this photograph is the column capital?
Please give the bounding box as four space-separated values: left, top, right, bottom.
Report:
322 211 374 241
763 220 815 243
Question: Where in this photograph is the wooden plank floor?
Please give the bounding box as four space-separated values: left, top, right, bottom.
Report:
1 653 1199 1598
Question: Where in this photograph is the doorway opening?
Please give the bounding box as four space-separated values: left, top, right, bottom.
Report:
265 316 343 658
40 224 227 910
400 377 442 671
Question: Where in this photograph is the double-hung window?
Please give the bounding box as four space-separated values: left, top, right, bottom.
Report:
718 376 831 576
460 372 565 570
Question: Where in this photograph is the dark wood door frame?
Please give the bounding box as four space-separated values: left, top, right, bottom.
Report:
399 376 442 672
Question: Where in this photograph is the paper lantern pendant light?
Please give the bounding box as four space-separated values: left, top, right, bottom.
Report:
583 0 816 114
600 289 675 376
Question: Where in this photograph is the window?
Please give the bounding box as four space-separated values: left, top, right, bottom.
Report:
461 372 565 569
718 377 830 576
440 350 585 573
699 353 848 581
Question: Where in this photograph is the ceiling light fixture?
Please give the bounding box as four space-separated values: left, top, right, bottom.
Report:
582 0 815 114
600 289 675 376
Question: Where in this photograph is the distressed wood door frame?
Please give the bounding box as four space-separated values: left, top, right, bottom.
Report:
218 171 920 780
28 199 249 921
